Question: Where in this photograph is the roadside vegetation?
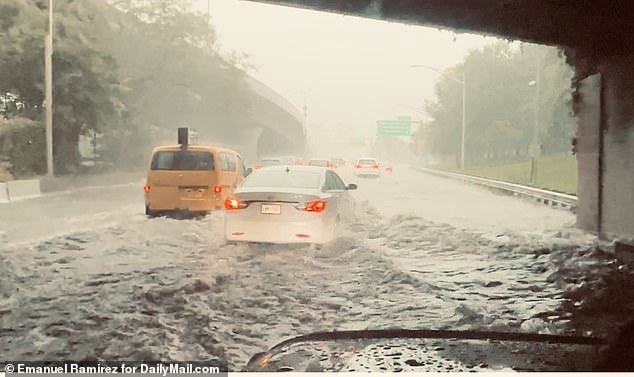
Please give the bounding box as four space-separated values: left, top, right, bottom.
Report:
0 0 255 179
412 42 578 192
442 153 577 194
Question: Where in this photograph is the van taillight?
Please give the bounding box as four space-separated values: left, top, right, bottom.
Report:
214 186 222 193
143 184 151 193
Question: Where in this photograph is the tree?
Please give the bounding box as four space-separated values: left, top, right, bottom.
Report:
97 0 255 164
1 0 124 174
1 0 259 174
424 41 576 166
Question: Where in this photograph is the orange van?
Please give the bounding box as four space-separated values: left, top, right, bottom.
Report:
144 142 249 217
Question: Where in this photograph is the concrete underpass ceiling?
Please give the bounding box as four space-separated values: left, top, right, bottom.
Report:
245 0 634 53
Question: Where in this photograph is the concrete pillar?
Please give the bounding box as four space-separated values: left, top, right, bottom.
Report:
575 73 602 233
597 54 634 239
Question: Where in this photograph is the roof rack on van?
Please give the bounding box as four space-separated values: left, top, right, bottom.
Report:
178 127 189 148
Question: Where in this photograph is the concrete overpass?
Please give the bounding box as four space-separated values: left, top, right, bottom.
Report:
247 0 634 241
220 75 306 163
245 76 306 160
159 75 305 165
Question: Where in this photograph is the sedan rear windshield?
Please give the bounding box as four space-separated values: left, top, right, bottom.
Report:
358 159 377 165
241 170 322 189
151 151 214 171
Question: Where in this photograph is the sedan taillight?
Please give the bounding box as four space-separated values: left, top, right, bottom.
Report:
295 199 327 213
224 198 248 210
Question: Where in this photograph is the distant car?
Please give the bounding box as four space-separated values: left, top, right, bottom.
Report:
332 158 347 167
255 156 298 169
353 157 380 178
224 165 357 245
308 158 336 168
254 156 287 170
277 156 297 165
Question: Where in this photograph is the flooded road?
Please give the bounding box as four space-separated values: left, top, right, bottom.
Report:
0 166 621 370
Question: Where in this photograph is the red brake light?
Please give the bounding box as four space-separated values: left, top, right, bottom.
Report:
224 197 247 210
143 184 151 193
309 200 326 212
224 198 239 209
296 199 326 213
356 164 361 168
373 164 379 168
214 185 222 193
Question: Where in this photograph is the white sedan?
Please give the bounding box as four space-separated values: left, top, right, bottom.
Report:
353 157 381 178
223 165 357 245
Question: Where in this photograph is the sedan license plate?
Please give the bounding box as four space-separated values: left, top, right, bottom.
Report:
261 204 281 215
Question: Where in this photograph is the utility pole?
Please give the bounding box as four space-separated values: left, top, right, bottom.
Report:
207 0 210 20
45 0 54 176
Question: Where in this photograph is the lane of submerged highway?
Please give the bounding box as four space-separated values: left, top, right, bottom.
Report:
0 166 611 370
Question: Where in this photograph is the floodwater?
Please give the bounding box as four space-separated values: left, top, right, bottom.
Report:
1 166 628 370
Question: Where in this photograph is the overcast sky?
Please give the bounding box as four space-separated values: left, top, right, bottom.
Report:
191 0 500 138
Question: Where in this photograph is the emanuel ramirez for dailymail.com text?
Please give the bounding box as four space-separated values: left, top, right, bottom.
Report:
2 362 225 376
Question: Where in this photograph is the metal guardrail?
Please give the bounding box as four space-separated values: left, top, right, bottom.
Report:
411 166 577 211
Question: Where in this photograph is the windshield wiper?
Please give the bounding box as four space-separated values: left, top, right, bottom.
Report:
247 328 607 368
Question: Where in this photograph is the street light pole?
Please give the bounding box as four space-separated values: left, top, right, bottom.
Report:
303 90 307 129
528 51 541 184
460 73 466 170
410 64 466 169
45 0 54 176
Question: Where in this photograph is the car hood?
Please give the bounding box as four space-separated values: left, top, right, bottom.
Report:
244 329 605 372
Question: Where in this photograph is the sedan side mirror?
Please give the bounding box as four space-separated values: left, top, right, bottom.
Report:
346 183 357 190
246 167 253 176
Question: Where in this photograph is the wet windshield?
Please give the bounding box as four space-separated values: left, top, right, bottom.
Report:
2 0 632 373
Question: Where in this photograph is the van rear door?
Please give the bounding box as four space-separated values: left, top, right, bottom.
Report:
148 150 216 210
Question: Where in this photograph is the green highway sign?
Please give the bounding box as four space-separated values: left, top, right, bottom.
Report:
377 119 412 136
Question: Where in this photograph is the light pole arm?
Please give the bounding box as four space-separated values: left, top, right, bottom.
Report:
410 64 465 84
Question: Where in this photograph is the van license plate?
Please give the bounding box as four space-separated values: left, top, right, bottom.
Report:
261 204 281 215
186 190 203 198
